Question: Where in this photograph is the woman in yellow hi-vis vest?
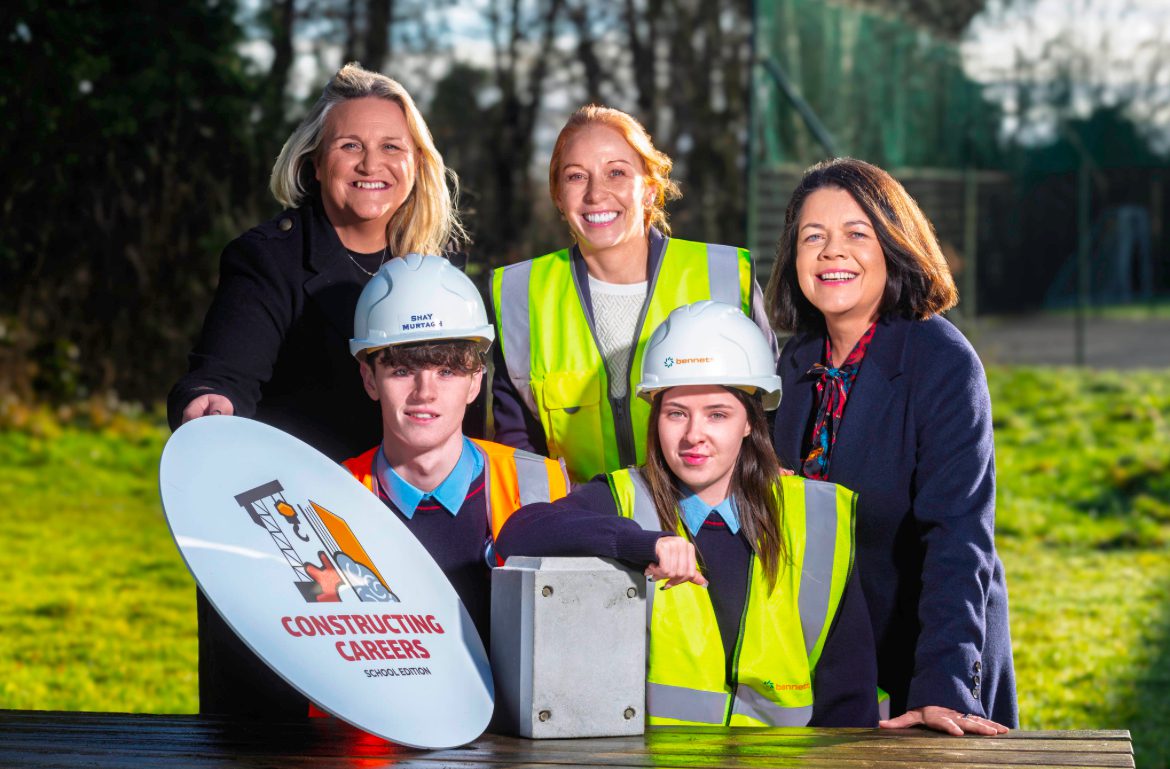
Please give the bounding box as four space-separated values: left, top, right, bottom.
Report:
491 105 776 484
496 302 877 727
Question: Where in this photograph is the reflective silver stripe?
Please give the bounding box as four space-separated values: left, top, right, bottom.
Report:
627 469 661 627
626 468 660 531
706 243 741 306
646 682 727 724
513 449 552 506
644 572 656 627
497 262 537 416
732 686 814 726
799 480 840 658
481 452 495 550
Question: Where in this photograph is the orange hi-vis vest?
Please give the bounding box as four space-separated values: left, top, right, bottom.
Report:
300 440 568 718
342 438 569 547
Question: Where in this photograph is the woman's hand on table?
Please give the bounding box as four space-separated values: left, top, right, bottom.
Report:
881 706 1009 735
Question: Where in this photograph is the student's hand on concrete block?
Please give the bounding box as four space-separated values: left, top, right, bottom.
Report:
646 536 708 590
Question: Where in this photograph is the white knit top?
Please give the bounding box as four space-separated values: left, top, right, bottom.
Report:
588 274 648 398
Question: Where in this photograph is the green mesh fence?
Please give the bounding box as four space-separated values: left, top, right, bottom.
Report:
751 0 1002 169
748 0 1169 312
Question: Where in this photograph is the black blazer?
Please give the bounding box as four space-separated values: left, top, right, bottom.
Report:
167 199 381 461
168 200 486 718
168 200 385 717
773 314 1017 725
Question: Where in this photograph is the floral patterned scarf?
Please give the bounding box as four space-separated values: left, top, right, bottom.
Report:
802 322 878 480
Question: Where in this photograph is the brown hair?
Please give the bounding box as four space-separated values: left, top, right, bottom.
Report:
764 157 958 334
642 387 788 587
548 104 681 236
368 340 484 374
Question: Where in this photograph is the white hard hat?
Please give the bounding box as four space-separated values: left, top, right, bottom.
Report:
637 301 781 410
350 253 495 358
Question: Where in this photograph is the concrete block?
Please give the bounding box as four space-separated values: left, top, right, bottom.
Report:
491 556 646 738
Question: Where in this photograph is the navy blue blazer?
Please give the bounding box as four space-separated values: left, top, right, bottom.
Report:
773 314 1017 725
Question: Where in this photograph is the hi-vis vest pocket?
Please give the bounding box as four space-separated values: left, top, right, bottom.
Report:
538 370 602 412
532 371 603 467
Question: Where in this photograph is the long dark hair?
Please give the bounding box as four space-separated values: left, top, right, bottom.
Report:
764 157 958 335
642 387 788 587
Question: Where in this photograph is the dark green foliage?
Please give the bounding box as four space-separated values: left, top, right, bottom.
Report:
1021 107 1167 177
0 0 274 403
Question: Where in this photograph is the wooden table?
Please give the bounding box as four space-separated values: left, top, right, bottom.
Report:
0 710 1133 768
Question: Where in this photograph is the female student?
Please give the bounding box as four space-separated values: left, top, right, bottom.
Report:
496 301 877 727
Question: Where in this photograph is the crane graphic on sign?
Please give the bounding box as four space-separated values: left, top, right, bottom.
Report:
235 480 399 603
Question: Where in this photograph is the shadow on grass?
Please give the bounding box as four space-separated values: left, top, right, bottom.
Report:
1070 455 1170 550
1129 585 1170 769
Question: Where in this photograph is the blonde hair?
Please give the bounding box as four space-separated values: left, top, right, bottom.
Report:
270 62 464 254
548 104 681 236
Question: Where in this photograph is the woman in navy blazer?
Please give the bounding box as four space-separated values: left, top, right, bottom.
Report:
765 158 1017 734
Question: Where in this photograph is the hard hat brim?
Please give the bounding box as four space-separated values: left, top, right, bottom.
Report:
350 327 495 358
636 376 782 411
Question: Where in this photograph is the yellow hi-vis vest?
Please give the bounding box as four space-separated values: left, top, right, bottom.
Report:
343 439 569 549
607 468 857 727
492 238 753 483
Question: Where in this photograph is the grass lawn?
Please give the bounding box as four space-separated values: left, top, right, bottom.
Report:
0 410 198 713
1 369 1168 765
987 366 1170 768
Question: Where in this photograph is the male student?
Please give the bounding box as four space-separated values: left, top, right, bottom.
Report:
344 253 569 647
199 254 568 719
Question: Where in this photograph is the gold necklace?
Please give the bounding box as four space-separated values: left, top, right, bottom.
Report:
347 246 388 277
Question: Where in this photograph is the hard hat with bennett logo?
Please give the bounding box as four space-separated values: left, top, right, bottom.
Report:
637 300 782 410
350 253 495 358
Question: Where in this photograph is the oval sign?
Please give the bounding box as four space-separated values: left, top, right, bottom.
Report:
159 416 493 748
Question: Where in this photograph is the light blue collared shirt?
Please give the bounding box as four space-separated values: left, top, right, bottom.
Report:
374 436 485 518
678 492 741 537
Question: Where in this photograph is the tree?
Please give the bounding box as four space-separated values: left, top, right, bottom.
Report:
0 0 264 402
962 0 1170 154
471 0 567 265
658 1 753 245
436 0 757 261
